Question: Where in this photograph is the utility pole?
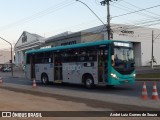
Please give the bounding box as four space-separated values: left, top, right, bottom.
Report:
100 0 117 40
151 30 154 69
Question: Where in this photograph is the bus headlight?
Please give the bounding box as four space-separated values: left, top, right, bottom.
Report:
111 73 118 79
133 74 136 77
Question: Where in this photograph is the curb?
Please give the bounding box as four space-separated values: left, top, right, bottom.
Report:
136 78 160 81
2 77 160 81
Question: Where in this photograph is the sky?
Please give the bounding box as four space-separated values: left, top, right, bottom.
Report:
0 0 160 50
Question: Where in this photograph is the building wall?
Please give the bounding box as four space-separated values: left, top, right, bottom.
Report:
112 25 160 66
14 25 160 67
84 24 160 66
14 31 44 66
16 32 38 48
15 52 19 66
133 42 141 67
15 50 25 66
154 43 160 65
44 32 104 48
0 50 14 64
81 33 104 43
54 35 81 46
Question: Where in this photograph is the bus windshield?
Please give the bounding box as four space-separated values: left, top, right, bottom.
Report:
112 45 135 74
114 47 134 63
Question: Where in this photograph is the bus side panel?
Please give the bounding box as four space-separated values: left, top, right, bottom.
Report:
80 62 98 85
62 63 81 83
35 64 54 82
62 62 98 84
25 64 31 79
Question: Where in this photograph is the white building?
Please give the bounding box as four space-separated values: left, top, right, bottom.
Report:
0 50 12 64
14 24 160 67
14 31 45 66
83 24 160 66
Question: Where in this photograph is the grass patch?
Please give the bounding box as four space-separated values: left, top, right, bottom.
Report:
136 73 160 78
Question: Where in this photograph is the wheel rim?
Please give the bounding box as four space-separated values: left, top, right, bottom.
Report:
86 79 92 87
42 76 47 84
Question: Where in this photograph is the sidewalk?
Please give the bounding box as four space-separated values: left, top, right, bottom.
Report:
136 66 160 70
136 66 160 74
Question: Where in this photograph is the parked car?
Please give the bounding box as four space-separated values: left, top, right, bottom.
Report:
3 67 11 72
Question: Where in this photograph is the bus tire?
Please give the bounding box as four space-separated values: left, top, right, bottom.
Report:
83 75 94 89
41 74 49 85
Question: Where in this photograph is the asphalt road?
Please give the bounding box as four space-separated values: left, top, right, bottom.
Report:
2 77 160 98
1 77 160 111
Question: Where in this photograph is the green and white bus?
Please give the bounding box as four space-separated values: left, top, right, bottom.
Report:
25 40 135 88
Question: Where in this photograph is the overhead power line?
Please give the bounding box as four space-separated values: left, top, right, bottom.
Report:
0 0 75 32
122 0 160 16
112 4 160 18
111 3 159 19
110 1 160 27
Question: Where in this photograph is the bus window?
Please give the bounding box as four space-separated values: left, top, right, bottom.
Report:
49 58 51 63
54 52 62 65
78 47 97 62
62 49 78 63
35 52 53 64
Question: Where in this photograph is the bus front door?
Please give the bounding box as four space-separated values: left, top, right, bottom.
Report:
98 49 108 83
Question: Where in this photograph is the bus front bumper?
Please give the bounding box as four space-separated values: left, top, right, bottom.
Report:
108 73 135 85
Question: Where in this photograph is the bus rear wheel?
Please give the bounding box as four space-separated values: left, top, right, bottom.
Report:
41 74 49 85
84 76 94 89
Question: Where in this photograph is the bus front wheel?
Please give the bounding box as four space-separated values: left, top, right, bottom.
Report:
84 76 94 89
41 74 49 85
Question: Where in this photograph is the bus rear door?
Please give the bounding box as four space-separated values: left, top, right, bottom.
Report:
54 52 63 83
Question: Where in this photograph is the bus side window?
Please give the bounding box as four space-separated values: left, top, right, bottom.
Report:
89 56 93 61
55 52 61 65
61 49 78 63
49 58 51 63
80 57 85 61
34 52 53 64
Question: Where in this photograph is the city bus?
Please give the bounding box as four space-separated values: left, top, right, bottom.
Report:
25 40 135 88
